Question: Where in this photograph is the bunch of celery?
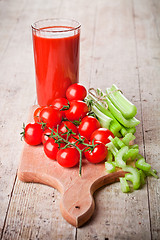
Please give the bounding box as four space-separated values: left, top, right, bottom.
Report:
105 133 158 193
86 84 158 192
87 84 140 137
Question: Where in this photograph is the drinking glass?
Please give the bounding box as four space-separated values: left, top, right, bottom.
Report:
31 18 81 106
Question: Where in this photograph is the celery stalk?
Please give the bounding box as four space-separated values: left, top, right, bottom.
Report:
122 133 135 146
119 177 130 193
139 170 146 186
123 149 139 161
105 162 116 173
87 93 122 135
114 137 126 148
115 146 128 168
106 142 119 157
120 127 136 137
104 95 140 128
108 136 120 149
92 105 112 129
106 150 113 162
124 166 141 190
129 144 139 150
135 158 151 172
106 84 137 119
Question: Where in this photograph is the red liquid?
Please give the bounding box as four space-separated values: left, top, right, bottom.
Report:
32 26 80 106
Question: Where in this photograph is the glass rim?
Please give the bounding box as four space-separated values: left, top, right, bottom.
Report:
31 18 81 33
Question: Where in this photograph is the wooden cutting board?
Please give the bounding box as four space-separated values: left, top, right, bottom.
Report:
18 106 125 227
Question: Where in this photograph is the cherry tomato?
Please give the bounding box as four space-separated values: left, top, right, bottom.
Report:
57 147 80 167
44 138 65 160
84 141 108 163
66 83 87 101
90 128 115 145
33 106 45 123
59 121 78 139
52 98 69 118
39 106 62 128
69 135 89 152
42 128 52 144
78 116 101 140
23 123 43 145
65 100 88 121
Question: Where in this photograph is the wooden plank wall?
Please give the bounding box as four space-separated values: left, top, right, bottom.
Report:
0 0 159 239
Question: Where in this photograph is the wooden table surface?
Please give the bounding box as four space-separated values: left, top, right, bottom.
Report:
0 0 160 239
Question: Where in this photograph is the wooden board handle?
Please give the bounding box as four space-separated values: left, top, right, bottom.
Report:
60 184 95 227
59 171 125 227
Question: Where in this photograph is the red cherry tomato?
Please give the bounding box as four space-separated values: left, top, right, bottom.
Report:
84 141 108 163
23 123 43 145
58 121 78 139
69 135 89 152
65 100 88 121
78 116 101 140
42 128 52 144
33 106 45 123
57 147 80 167
39 106 62 128
66 83 87 101
90 128 115 145
44 138 65 160
52 98 69 118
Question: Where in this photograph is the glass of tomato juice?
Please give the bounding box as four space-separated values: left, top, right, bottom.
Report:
31 18 81 106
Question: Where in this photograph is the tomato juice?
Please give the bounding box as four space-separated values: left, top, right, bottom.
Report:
32 19 81 106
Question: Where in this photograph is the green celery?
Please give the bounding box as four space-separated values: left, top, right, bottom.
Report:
124 166 141 190
115 146 128 168
129 144 139 150
106 142 118 157
106 150 113 162
120 127 136 137
115 131 123 138
105 162 116 173
119 177 130 193
122 133 135 146
120 127 128 136
87 93 122 135
135 158 151 172
92 105 112 129
126 127 136 135
106 84 137 119
108 136 120 149
103 94 140 128
136 154 158 179
139 170 146 186
123 149 139 161
143 169 159 179
114 137 126 148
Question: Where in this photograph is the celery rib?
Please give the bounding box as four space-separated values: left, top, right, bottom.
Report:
106 150 113 162
121 127 136 137
87 93 122 136
92 105 112 129
104 95 140 128
106 142 118 157
119 177 130 193
123 149 139 161
105 162 116 173
123 166 141 190
106 84 137 119
122 133 135 146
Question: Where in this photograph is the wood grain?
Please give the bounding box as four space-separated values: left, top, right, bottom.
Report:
0 0 159 239
134 0 160 239
77 0 152 239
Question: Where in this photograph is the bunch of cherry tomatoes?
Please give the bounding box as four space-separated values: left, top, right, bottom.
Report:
21 83 114 171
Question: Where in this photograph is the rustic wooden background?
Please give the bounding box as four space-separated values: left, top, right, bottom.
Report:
0 0 160 239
